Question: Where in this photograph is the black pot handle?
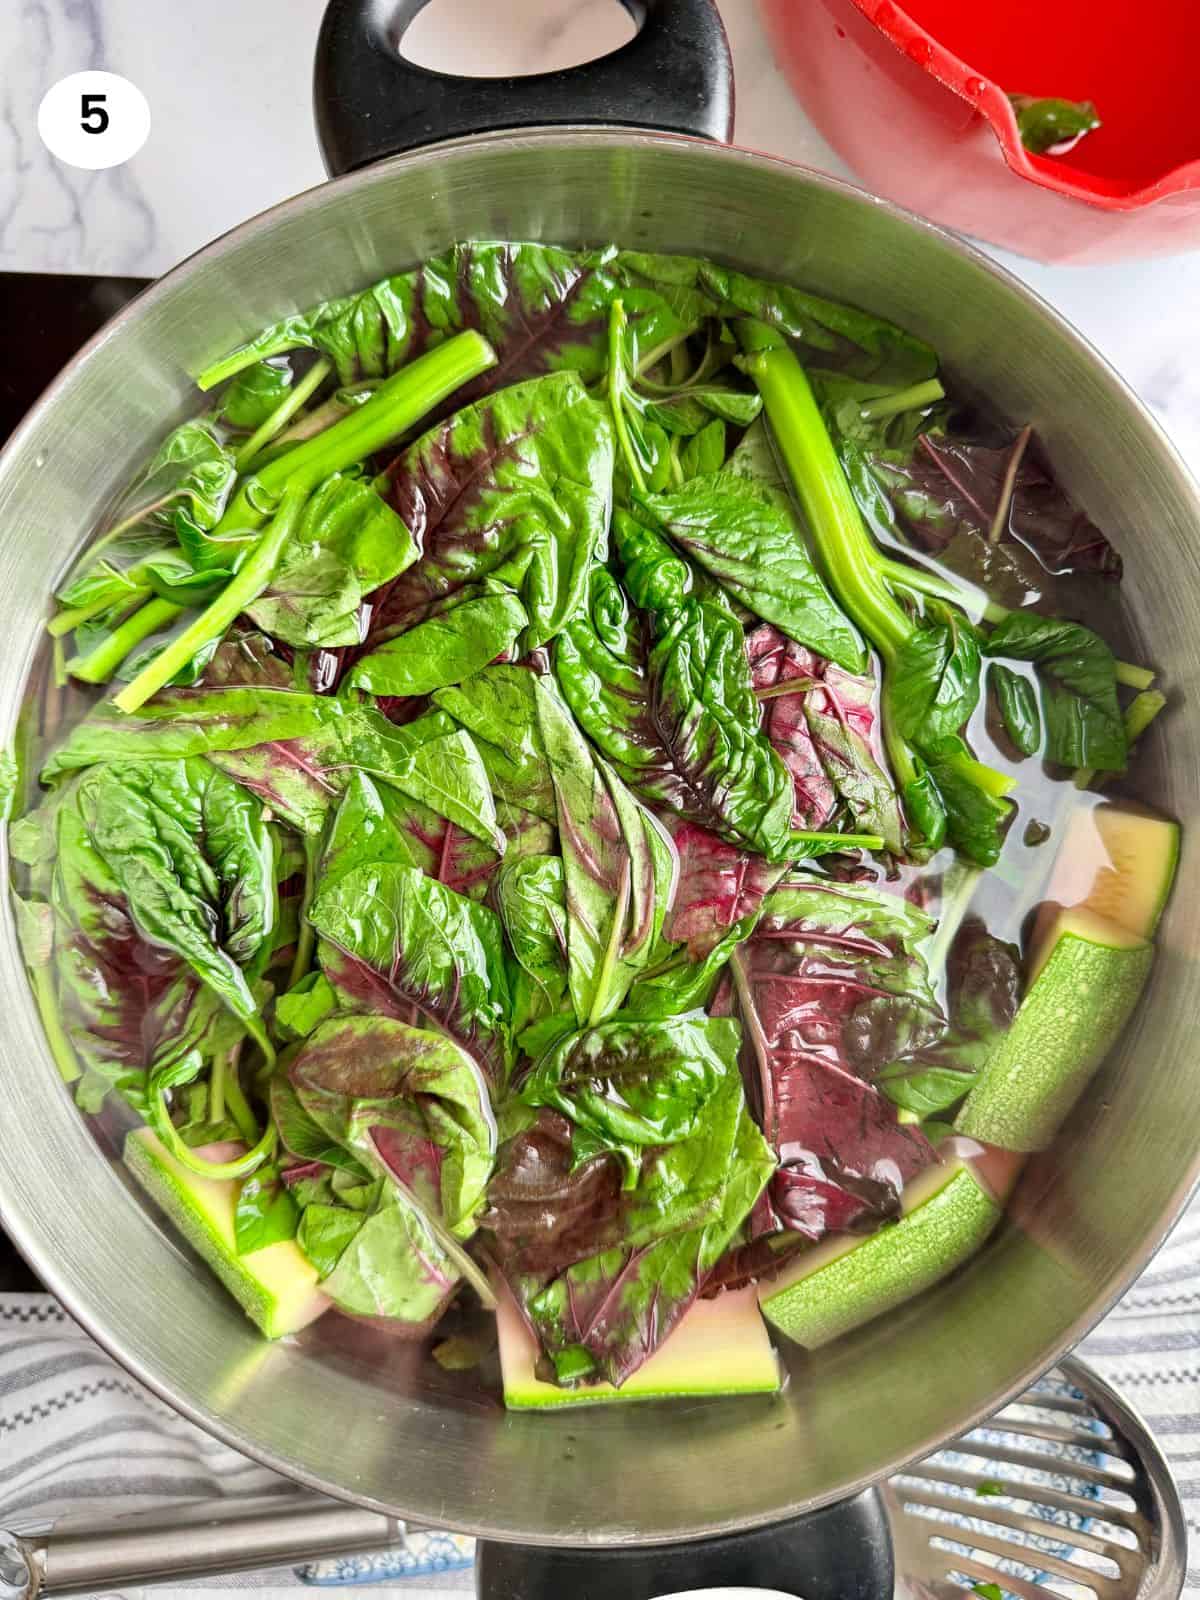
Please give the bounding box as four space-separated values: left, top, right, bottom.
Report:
314 0 734 176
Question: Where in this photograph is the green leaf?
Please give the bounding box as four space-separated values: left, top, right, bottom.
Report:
305 1185 459 1324
319 771 419 893
45 690 502 854
234 1163 300 1255
984 612 1126 771
42 759 277 1108
643 387 760 436
296 1201 367 1278
41 688 348 781
1009 94 1100 156
74 760 275 1037
641 473 866 672
618 249 938 384
623 913 756 1020
892 605 982 744
520 1015 737 1163
353 370 612 665
270 1074 363 1170
55 420 238 615
679 419 727 480
989 662 1041 757
920 737 1011 867
346 588 527 696
274 971 338 1040
389 728 506 853
556 549 798 861
433 663 556 821
310 861 511 1084
220 361 294 431
290 1013 497 1234
199 240 933 400
489 1016 774 1387
495 854 569 1033
198 241 699 390
534 677 675 1026
244 474 417 649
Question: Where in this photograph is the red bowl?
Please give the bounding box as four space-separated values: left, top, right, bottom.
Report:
760 0 1200 262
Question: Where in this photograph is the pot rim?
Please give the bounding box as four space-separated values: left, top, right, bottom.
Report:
3 123 1199 1541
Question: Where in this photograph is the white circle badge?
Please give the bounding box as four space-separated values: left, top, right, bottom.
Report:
37 71 150 170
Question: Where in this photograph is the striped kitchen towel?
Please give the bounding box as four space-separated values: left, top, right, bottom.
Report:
1 1192 1197 1593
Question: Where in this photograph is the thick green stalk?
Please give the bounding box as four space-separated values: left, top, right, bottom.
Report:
1124 687 1167 742
212 330 497 545
1115 660 1155 691
113 483 309 714
68 597 183 685
739 334 911 661
235 357 332 470
268 381 378 451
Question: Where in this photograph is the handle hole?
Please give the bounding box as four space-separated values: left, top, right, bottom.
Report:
398 0 638 79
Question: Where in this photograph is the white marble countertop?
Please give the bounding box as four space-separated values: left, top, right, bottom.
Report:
6 0 1200 476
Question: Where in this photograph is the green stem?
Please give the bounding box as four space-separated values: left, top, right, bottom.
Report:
68 596 183 685
80 491 176 566
859 378 945 422
1123 687 1167 743
209 1050 225 1124
220 1055 260 1145
987 424 1032 544
794 830 886 851
881 557 1007 626
740 332 910 661
212 330 497 546
49 586 148 638
1115 659 1155 691
30 964 79 1084
947 747 1017 799
113 483 309 714
269 382 378 451
153 1092 275 1180
52 637 67 691
608 300 647 497
235 357 332 472
924 863 982 979
288 834 319 990
636 327 700 378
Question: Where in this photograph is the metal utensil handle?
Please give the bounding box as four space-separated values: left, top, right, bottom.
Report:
0 1494 403 1598
313 0 735 176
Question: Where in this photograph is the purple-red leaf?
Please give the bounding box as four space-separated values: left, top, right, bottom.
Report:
726 882 939 1243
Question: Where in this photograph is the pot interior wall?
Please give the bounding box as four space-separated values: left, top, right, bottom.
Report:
0 131 1196 1544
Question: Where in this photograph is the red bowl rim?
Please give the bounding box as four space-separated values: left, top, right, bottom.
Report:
847 0 1200 210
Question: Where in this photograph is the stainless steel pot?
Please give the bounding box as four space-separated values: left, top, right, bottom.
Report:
0 0 1198 1551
